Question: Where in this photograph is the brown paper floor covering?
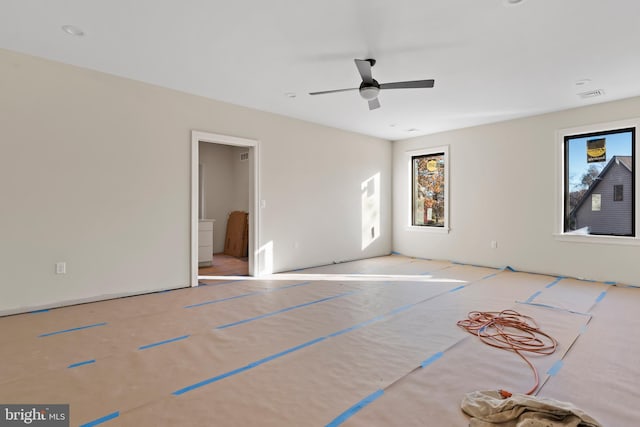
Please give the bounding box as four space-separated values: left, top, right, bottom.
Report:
0 255 637 426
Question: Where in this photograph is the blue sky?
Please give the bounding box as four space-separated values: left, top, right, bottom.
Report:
567 130 633 191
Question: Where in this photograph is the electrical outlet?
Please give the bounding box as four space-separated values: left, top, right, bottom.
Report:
55 262 66 274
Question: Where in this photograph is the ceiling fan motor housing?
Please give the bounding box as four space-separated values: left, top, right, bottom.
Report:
359 79 380 100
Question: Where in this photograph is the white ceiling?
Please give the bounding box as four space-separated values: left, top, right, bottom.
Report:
2 0 640 140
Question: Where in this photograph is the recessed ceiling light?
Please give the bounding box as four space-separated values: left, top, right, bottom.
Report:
285 92 297 98
389 123 397 128
504 0 526 5
575 79 592 86
61 25 85 37
407 128 420 132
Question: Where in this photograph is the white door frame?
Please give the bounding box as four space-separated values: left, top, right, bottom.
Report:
191 130 261 286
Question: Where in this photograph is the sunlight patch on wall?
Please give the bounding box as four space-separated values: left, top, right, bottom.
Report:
257 240 274 275
361 173 381 250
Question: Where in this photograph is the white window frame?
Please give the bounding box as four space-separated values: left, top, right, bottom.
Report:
406 145 450 233
555 118 640 246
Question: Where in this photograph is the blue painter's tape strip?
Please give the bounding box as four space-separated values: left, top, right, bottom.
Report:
579 324 589 335
327 315 386 338
604 281 617 285
501 266 516 272
391 251 401 255
547 360 564 376
198 279 243 287
278 281 311 289
388 303 415 316
421 352 444 368
516 300 549 309
326 325 361 339
186 281 313 309
138 335 190 351
185 292 258 308
525 291 542 303
409 256 432 261
215 292 355 330
595 291 607 303
30 309 50 314
329 297 436 339
325 389 384 427
482 273 498 280
452 261 465 265
173 365 253 395
249 337 326 367
449 285 465 293
68 359 96 369
79 411 120 427
39 322 107 338
516 301 591 317
173 337 327 396
545 277 563 289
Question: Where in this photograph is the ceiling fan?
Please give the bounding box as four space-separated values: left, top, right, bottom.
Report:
309 58 435 110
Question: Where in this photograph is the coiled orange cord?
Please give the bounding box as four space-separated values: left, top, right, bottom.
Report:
457 310 558 396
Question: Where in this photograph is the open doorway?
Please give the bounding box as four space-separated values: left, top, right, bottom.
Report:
198 143 249 276
190 131 260 286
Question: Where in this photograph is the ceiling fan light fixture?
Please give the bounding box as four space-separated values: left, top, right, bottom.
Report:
359 86 379 100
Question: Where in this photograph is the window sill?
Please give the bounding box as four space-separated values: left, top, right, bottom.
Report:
554 233 640 246
407 225 450 234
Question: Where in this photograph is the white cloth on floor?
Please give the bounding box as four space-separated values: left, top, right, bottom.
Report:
461 390 602 427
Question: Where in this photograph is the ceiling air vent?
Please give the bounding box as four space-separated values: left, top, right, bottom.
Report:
239 152 249 162
578 89 604 99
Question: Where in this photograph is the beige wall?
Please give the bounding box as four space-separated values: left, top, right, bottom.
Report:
231 146 250 213
0 48 392 314
393 97 640 285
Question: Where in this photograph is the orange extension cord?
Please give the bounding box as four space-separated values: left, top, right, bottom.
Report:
456 310 558 396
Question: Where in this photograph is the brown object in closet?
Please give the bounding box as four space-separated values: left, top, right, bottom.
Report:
224 211 248 257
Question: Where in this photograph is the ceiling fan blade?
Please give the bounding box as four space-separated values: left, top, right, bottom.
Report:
379 79 435 90
368 98 381 110
354 59 374 84
309 88 359 95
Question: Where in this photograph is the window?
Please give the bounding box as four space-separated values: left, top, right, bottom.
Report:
563 126 635 237
408 146 449 231
614 184 623 202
